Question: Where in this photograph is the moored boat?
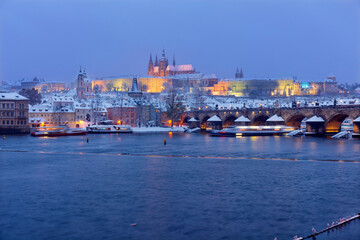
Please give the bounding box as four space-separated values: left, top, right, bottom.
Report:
210 125 295 137
31 126 87 137
86 125 133 133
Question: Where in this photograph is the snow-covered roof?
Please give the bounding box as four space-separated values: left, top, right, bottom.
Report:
306 115 325 122
234 115 250 122
266 114 285 122
52 96 74 102
74 102 91 109
0 92 28 101
166 64 194 72
207 115 222 122
29 117 46 123
353 116 360 122
188 117 199 122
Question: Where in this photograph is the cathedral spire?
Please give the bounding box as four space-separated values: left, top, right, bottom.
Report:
240 68 243 78
149 53 153 64
148 53 154 76
79 66 82 73
173 55 176 66
155 54 158 66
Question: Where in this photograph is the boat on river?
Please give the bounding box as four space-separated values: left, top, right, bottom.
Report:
31 126 87 137
86 125 133 133
210 125 295 137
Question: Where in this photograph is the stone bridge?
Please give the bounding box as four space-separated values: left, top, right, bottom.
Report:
181 106 360 134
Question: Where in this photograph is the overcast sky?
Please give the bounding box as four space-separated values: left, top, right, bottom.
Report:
1 0 359 84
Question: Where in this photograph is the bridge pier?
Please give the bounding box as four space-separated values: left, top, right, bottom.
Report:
353 120 360 136
306 122 325 136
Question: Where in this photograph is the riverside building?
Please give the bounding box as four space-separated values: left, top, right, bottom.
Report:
0 92 30 134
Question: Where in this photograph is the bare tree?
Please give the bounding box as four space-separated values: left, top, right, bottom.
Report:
166 89 185 128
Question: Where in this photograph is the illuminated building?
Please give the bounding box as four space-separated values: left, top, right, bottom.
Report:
107 106 137 126
212 78 294 97
212 76 339 97
148 50 195 77
19 77 66 93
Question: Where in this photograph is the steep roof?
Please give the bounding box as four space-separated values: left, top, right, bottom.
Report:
353 116 360 122
306 115 325 122
234 115 250 122
166 64 194 72
207 115 222 122
0 92 28 101
188 117 199 122
266 114 285 122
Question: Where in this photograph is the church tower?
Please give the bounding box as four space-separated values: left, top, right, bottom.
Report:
235 67 244 78
147 54 154 76
158 49 168 77
76 66 85 99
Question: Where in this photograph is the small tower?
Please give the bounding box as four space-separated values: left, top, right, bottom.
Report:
128 78 143 98
76 67 85 99
173 55 176 66
148 53 154 76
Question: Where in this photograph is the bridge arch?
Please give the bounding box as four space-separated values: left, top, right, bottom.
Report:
252 114 269 126
201 115 211 129
223 115 237 128
285 114 306 128
182 116 189 125
325 113 349 133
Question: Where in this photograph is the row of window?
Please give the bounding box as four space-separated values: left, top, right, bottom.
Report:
0 111 26 117
1 111 14 117
1 103 14 109
1 103 27 109
1 120 27 125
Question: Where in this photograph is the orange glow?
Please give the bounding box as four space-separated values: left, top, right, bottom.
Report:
169 132 173 135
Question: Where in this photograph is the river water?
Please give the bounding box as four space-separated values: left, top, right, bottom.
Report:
0 133 359 240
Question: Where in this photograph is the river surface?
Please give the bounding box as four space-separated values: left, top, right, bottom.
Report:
0 133 359 240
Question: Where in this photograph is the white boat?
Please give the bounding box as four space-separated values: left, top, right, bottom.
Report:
31 126 87 137
210 125 295 137
86 125 132 133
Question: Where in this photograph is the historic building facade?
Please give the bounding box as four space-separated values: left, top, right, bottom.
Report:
0 93 30 134
76 67 92 99
147 50 196 77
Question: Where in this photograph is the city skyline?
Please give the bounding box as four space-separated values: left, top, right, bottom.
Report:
1 0 359 83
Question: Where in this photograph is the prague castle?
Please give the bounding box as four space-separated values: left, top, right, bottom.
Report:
148 50 196 77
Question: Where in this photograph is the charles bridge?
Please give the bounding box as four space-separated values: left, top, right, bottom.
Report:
182 105 360 135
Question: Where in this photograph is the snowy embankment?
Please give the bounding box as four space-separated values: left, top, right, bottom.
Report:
132 127 186 133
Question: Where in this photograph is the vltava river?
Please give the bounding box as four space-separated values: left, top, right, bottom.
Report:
0 134 359 240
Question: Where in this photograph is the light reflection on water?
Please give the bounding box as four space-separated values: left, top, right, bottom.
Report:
0 134 359 240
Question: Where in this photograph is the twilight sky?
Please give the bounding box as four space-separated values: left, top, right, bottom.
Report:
1 0 359 84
